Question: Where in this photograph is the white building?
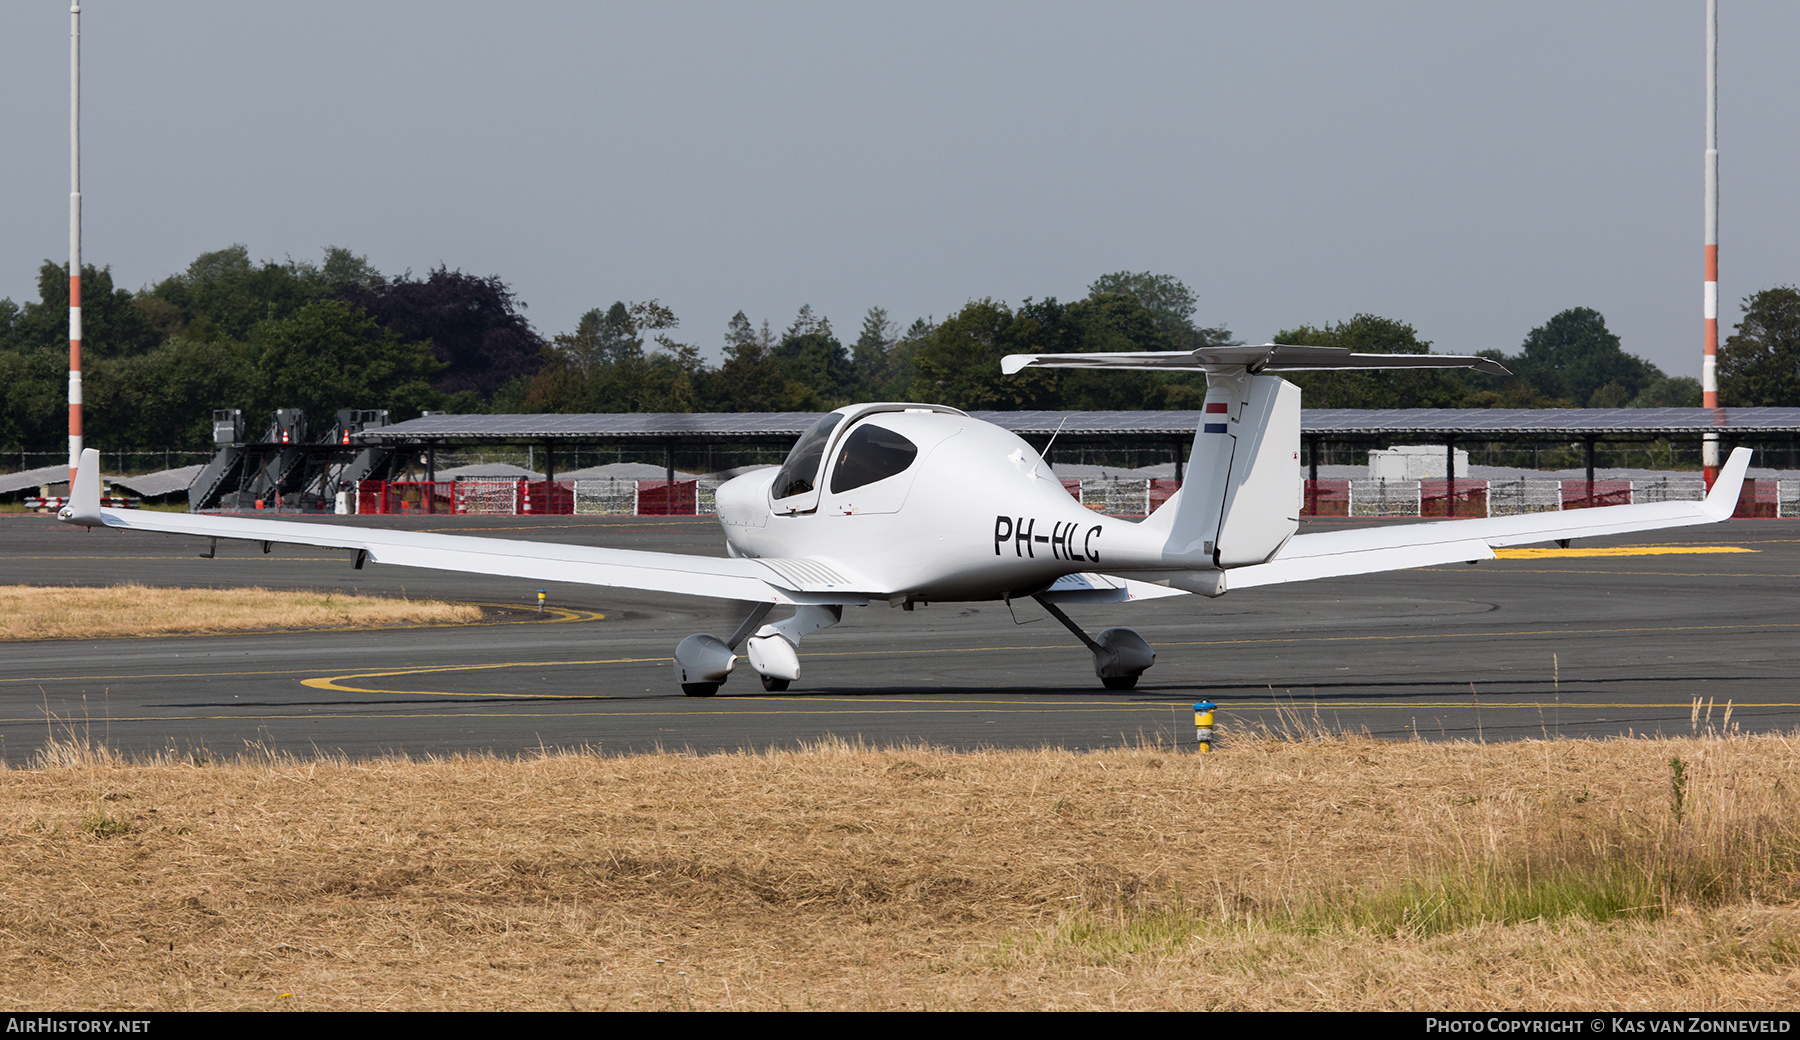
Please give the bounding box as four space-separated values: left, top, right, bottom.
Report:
1367 445 1469 481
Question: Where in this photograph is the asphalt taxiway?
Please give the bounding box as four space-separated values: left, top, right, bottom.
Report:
2 511 1796 762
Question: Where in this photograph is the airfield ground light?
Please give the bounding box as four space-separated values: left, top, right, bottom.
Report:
1194 701 1217 753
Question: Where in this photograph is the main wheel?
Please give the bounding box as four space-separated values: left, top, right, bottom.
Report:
760 674 791 692
681 682 719 697
1101 674 1139 691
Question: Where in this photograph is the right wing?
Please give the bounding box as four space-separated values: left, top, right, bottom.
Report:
59 450 867 606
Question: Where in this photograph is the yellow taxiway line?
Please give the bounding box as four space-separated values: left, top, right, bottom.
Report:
1493 545 1756 558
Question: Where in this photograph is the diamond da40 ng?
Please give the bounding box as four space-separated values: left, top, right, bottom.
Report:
59 343 1750 694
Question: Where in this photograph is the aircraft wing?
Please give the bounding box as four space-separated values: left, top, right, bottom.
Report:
1223 447 1752 592
1002 343 1510 376
57 450 867 606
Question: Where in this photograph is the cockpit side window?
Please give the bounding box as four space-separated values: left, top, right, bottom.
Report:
771 413 844 501
828 423 919 494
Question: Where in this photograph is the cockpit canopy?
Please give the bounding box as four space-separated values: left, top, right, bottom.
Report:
769 404 965 513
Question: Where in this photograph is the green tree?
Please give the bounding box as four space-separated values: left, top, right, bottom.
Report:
1628 375 1702 408
0 262 165 449
3 261 161 358
708 311 786 411
912 298 1046 410
1718 287 1800 406
525 299 701 413
251 300 442 420
518 356 589 413
852 307 898 399
884 316 934 400
773 305 852 408
914 293 1214 411
1087 271 1233 350
142 245 323 342
1057 294 1201 409
552 305 629 375
1274 314 1470 409
1508 307 1660 406
84 337 256 449
318 246 385 290
0 347 65 449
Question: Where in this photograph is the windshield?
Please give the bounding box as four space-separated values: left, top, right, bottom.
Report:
771 413 844 500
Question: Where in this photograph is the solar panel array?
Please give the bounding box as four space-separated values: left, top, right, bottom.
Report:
354 407 1800 446
357 412 827 443
1302 407 1800 435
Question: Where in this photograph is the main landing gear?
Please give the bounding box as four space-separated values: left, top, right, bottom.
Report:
673 603 843 696
1032 595 1156 691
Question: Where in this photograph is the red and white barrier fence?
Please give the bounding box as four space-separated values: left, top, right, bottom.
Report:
350 479 709 516
25 495 139 511
203 476 1799 520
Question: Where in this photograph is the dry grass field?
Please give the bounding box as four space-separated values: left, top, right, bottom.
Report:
0 585 481 640
3 721 1799 1011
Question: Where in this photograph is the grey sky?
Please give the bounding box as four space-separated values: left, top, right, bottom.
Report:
2 1 1794 376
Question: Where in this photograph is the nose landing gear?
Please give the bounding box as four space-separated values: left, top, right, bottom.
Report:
672 603 843 696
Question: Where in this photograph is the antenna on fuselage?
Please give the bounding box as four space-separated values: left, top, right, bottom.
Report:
1039 415 1069 467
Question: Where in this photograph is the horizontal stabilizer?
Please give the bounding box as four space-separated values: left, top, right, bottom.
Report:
1002 343 1509 376
1037 571 1190 604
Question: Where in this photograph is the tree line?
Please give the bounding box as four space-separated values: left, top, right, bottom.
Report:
2 245 1795 453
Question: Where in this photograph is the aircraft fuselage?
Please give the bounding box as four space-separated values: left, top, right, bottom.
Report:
713 404 1173 602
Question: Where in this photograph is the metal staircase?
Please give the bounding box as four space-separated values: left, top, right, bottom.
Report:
188 407 396 511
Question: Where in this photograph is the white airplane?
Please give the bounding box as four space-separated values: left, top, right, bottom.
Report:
60 343 1750 695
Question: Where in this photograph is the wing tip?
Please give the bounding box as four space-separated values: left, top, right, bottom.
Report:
1703 447 1754 521
57 448 104 527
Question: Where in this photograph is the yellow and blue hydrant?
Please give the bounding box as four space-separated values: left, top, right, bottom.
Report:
1193 701 1217 753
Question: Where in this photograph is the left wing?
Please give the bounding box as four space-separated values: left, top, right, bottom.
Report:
1109 448 1750 597
58 449 867 606
1225 447 1750 592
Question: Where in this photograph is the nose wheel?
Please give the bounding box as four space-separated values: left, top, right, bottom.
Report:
671 603 840 696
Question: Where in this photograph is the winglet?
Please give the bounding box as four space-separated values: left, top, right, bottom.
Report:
57 448 104 527
1702 447 1753 521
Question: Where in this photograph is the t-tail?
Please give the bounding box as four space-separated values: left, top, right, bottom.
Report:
1004 342 1509 575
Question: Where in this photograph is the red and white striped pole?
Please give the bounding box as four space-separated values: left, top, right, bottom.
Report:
1702 0 1720 488
68 3 83 485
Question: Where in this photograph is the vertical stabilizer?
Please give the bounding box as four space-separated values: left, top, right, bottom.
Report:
1154 374 1301 567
